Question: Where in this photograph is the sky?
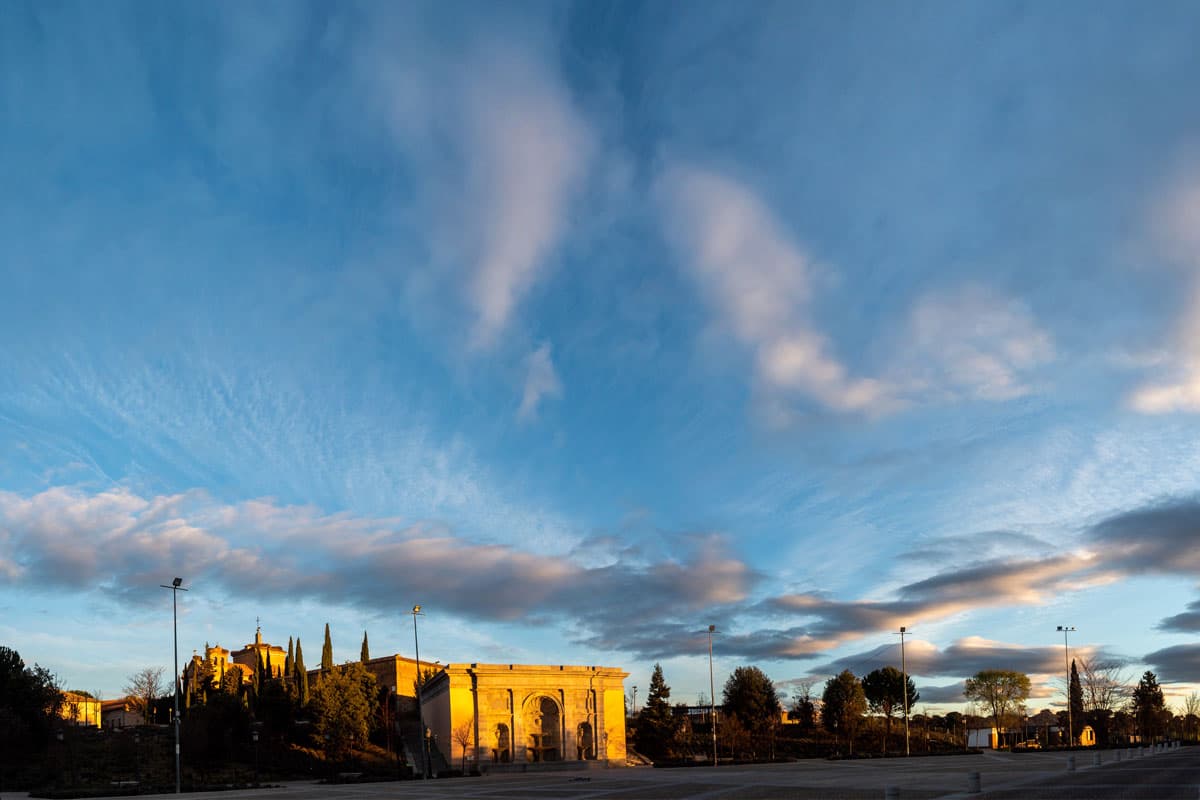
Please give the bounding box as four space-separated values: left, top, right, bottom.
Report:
3 0 1200 713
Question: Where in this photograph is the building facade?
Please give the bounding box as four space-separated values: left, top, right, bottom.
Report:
421 663 628 769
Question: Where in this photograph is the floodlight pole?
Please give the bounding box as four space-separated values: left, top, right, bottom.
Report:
1058 625 1076 747
160 577 187 794
902 626 909 757
412 605 429 779
708 625 717 767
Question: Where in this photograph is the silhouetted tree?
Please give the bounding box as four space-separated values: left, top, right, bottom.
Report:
361 631 370 664
862 666 919 755
285 636 294 678
1132 671 1165 742
294 638 309 706
1069 659 1084 740
0 646 61 753
634 664 677 760
789 682 816 731
822 670 867 755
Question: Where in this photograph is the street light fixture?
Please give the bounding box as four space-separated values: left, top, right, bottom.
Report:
897 626 911 757
708 625 718 767
1057 625 1076 747
411 605 429 779
160 577 187 794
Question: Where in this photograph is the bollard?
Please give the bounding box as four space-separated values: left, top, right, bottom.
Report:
1066 755 1076 772
884 785 900 800
1093 752 1101 767
1115 748 1122 762
1138 746 1144 758
966 772 981 794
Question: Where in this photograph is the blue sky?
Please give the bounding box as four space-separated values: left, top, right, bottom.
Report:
4 0 1200 712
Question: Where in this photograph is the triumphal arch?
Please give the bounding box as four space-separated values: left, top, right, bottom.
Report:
421 662 628 770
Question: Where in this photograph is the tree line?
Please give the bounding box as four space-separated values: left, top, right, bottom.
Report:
629 657 1195 764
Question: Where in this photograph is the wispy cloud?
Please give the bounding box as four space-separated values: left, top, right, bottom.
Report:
371 40 593 349
893 285 1054 402
517 343 562 421
1130 168 1200 412
656 164 1054 419
656 164 887 414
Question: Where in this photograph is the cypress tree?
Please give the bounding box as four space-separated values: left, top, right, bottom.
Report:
361 631 370 664
321 623 334 671
285 636 294 678
295 637 309 706
1069 659 1085 733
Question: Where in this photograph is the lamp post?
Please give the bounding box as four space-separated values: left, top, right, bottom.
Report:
252 729 259 784
160 577 187 794
412 605 429 779
632 685 637 717
901 626 910 757
708 625 718 767
1057 625 1076 747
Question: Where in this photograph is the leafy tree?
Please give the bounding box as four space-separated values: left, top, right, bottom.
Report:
634 664 678 761
862 666 919 755
311 662 377 761
361 630 370 664
723 666 781 759
1132 670 1166 742
718 711 751 760
294 638 309 706
321 623 334 671
963 670 1030 745
822 670 867 755
124 666 166 724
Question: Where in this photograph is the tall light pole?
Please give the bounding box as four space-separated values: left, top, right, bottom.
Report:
160 577 187 794
412 605 429 779
1057 625 1076 747
897 626 911 757
708 625 717 767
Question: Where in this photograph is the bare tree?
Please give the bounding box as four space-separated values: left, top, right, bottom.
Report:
1182 692 1200 741
124 666 166 724
1078 656 1130 712
451 716 474 773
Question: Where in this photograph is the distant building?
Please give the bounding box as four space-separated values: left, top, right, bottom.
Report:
58 691 101 728
100 697 140 729
184 626 286 693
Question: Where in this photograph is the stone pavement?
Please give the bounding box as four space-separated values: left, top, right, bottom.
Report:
7 746 1198 800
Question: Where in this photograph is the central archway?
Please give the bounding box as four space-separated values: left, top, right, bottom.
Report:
523 695 561 762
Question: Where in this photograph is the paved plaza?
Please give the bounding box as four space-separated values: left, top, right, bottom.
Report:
9 746 1199 800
